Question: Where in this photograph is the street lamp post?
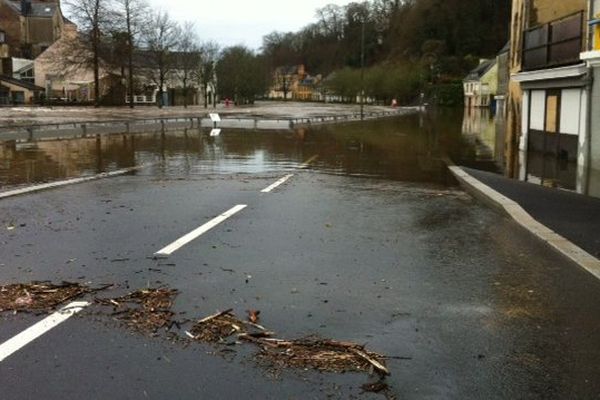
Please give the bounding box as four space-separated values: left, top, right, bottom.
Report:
360 17 365 121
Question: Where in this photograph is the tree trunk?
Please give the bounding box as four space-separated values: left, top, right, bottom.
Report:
127 11 134 109
158 76 164 108
93 44 100 107
183 80 188 108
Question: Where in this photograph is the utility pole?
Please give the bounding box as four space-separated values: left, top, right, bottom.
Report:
360 17 365 121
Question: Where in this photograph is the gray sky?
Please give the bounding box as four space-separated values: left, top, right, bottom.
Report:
146 0 355 50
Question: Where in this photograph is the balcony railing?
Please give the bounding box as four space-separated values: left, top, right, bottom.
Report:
523 11 584 71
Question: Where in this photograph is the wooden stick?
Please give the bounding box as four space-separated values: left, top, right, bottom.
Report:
350 348 390 375
197 308 234 324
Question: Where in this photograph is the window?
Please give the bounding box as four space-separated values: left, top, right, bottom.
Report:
0 31 5 44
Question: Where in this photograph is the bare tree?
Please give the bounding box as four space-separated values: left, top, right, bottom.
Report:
197 41 220 108
115 0 149 108
143 11 180 108
63 0 112 107
176 22 201 108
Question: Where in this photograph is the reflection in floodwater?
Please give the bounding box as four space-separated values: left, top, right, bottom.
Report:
1 110 599 198
461 108 505 173
0 114 467 188
461 107 600 198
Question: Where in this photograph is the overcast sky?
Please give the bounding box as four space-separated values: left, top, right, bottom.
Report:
146 0 355 50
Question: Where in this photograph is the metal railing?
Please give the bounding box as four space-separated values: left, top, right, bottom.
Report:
0 108 418 142
523 11 585 71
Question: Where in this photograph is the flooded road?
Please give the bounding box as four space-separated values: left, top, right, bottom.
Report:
0 112 467 188
1 113 599 399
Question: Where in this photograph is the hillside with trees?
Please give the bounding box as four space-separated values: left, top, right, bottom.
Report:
262 0 511 105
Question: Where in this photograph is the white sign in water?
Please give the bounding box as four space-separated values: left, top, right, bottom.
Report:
210 129 221 137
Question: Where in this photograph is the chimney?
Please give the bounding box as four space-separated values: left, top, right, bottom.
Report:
21 0 32 16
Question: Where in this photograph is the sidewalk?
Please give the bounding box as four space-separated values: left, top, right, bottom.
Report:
460 167 600 259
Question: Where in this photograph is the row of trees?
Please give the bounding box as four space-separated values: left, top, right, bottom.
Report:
63 0 224 108
62 0 510 108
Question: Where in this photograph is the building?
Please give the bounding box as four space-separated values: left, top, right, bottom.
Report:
506 0 597 193
463 59 498 109
0 0 69 59
581 0 600 196
269 65 305 100
0 74 44 104
495 42 510 116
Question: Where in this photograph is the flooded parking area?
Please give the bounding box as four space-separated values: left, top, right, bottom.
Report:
1 114 599 399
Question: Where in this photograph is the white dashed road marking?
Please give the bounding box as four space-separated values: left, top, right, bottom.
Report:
0 301 90 363
154 205 248 258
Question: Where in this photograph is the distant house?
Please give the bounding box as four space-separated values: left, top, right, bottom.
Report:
0 74 44 104
269 65 305 100
463 59 498 109
34 24 120 103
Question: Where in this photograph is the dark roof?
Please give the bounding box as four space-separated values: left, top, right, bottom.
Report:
464 59 496 82
3 0 57 17
497 41 510 55
0 75 44 91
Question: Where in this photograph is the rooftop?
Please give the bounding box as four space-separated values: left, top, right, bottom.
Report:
0 75 44 91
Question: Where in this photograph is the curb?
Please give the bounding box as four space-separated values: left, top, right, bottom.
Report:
448 165 600 281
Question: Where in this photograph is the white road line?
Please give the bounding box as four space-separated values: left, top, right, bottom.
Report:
300 155 319 169
0 301 89 363
154 204 248 258
261 174 294 193
0 164 150 200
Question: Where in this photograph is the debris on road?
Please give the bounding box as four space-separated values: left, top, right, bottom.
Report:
96 288 178 334
187 308 390 376
242 335 390 376
186 309 267 343
247 309 260 323
0 282 97 313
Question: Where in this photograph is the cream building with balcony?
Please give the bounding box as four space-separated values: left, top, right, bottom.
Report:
463 59 498 109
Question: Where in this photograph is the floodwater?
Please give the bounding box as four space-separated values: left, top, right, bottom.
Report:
1 108 599 198
0 110 470 189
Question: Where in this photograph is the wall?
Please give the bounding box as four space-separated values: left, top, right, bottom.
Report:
481 63 499 95
0 2 21 57
497 51 509 96
505 0 527 178
590 65 600 196
530 0 587 25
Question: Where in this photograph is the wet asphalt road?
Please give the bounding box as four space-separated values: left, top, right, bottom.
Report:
1 122 600 399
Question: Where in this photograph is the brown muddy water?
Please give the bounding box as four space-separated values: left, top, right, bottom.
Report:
2 107 592 195
0 109 476 189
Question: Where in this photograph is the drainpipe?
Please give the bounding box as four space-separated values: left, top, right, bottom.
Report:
584 67 594 195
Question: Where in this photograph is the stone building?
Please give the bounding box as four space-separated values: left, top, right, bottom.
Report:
0 0 69 60
506 0 600 195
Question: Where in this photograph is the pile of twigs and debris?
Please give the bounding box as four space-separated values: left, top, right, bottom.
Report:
187 309 389 376
0 282 94 313
95 288 178 334
186 309 268 343
242 335 389 376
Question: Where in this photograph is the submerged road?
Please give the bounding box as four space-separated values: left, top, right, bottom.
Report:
0 126 599 399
